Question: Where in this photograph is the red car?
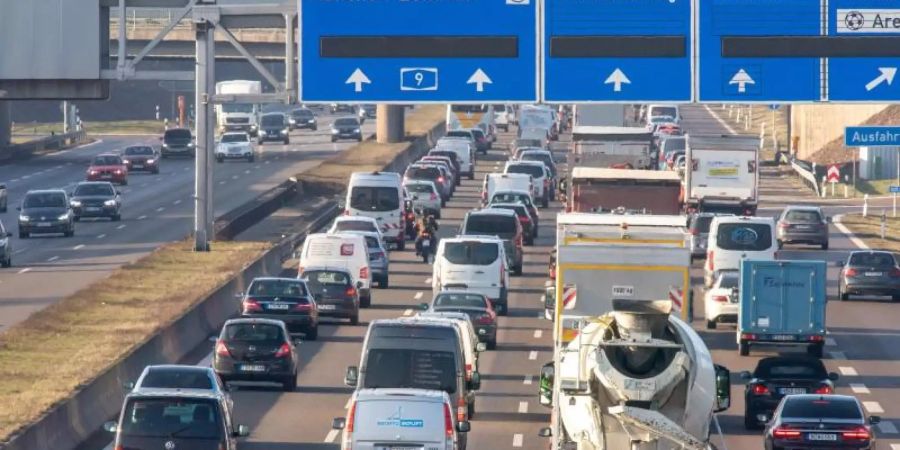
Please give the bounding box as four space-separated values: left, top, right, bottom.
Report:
86 154 128 185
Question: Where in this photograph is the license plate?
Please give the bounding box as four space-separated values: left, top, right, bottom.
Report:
865 271 883 277
771 335 796 341
101 174 111 179
318 304 336 311
380 447 421 450
796 225 812 230
422 240 431 248
86 207 101 212
133 164 144 169
779 387 806 395
807 433 837 441
36 222 51 227
240 364 266 372
267 303 289 310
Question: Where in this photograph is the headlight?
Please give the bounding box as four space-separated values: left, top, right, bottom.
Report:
162 143 169 148
57 213 70 221
259 130 267 136
331 128 339 134
281 129 287 135
187 143 195 148
289 118 296 124
70 200 82 207
18 215 29 222
308 119 316 123
104 200 117 206
122 159 130 164
353 128 361 133
147 159 155 164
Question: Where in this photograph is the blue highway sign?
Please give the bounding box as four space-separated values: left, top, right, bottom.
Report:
828 0 900 101
542 0 691 103
845 126 900 147
299 0 538 103
891 185 900 194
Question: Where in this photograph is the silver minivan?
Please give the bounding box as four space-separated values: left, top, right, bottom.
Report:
333 389 470 450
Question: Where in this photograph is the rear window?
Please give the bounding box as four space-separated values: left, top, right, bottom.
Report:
781 398 862 420
221 133 248 143
662 138 686 153
120 398 222 439
784 210 822 222
262 114 284 126
849 252 896 267
465 214 517 235
364 349 457 393
491 193 531 206
405 183 435 194
434 293 488 308
650 106 678 118
516 139 542 148
507 164 544 179
715 222 773 252
690 215 715 233
470 129 485 138
249 279 308 297
304 270 352 287
334 220 378 233
718 272 739 289
430 151 457 162
405 166 441 179
754 359 826 379
140 369 213 390
443 242 500 265
224 323 285 343
350 186 400 212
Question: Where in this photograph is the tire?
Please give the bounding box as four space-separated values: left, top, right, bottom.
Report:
18 231 27 239
468 172 475 180
739 340 750 356
161 153 168 159
744 412 759 430
247 155 255 163
306 325 318 341
112 214 121 222
312 125 318 131
282 374 297 392
350 311 360 326
468 401 476 419
777 240 784 249
331 137 337 143
807 343 824 358
821 242 829 250
153 168 160 174
514 264 523 276
379 277 389 289
526 236 534 246
706 319 717 330
487 338 497 350
284 138 290 145
839 285 849 301
1 255 10 268
357 137 363 142
361 295 371 308
64 227 74 237
397 238 405 251
121 179 128 186
542 195 549 208
73 216 80 222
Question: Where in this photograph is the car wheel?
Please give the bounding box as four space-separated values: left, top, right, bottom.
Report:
397 239 405 251
777 239 784 249
743 412 758 430
514 264 523 276
282 373 297 392
330 137 337 143
468 172 475 180
487 338 497 350
542 196 549 208
153 168 160 174
379 277 389 289
64 229 74 237
112 214 121 222
312 125 318 131
1 255 10 268
739 340 750 356
284 138 290 145
468 401 476 419
357 137 363 142
0 199 6 213
706 319 716 330
247 155 255 163
807 343 824 358
361 295 371 308
121 179 128 186
350 311 360 326
821 242 829 250
216 157 224 163
73 216 80 222
18 231 28 239
306 325 318 341
839 285 849 301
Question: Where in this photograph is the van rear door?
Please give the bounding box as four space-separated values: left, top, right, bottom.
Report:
353 397 445 447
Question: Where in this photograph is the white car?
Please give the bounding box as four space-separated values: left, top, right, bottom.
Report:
504 160 550 207
403 180 442 218
704 270 740 329
433 235 510 315
328 216 383 239
215 132 254 162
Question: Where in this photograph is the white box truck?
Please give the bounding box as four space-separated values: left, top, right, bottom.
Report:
215 80 262 136
572 105 625 127
684 134 761 215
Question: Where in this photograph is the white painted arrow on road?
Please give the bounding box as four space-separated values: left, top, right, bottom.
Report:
865 67 897 91
729 69 755 93
467 68 492 92
345 68 371 92
604 68 631 92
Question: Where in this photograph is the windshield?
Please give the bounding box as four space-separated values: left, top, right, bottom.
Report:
124 146 154 156
650 106 678 118
164 129 191 140
363 349 457 393
74 184 114 197
715 223 773 252
140 369 213 390
222 103 253 113
493 104 507 112
221 133 248 143
405 183 435 194
520 114 551 129
443 242 499 265
465 215 517 236
120 398 222 439
93 155 122 165
24 193 66 208
507 164 544 179
406 166 441 180
849 252 896 267
491 193 531 206
334 118 358 127
349 186 400 212
754 359 826 379
248 279 307 297
292 109 312 118
334 219 378 233
304 270 352 290
224 323 284 343
784 210 822 222
781 398 861 420
434 293 488 309
261 115 284 127
451 104 488 113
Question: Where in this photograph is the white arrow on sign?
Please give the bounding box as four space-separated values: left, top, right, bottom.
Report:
467 68 492 92
604 68 631 92
729 69 755 93
865 67 897 91
345 68 371 92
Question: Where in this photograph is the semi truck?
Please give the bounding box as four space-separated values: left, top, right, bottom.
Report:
570 126 657 170
562 167 682 214
215 80 262 136
737 259 828 357
684 134 761 215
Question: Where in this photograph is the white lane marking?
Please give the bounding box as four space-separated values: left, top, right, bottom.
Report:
879 421 898 434
117 224 126 229
173 199 182 205
73 244 85 250
231 175 239 180
533 330 543 339
839 366 858 376
13 249 25 255
850 383 871 394
829 351 847 360
54 165 63 170
518 401 528 413
265 160 271 165
425 277 432 284
183 167 189 171
864 401 884 413
138 215 147 220
512 434 524 447
17 268 30 274
344 398 352 409
324 429 340 443
524 375 533 385
244 170 251 174
414 291 424 300
529 351 538 360
47 256 59 262
825 337 837 346
403 309 413 316
254 165 261 169
156 207 165 212
96 233 107 239
891 443 900 450
703 104 737 134
833 215 871 250
219 181 226 185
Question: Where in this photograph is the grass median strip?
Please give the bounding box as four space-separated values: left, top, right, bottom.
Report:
839 213 900 252
0 239 269 442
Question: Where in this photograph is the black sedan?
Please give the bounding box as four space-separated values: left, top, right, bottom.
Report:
213 318 299 391
17 189 74 238
330 117 362 142
838 251 900 301
742 356 838 429
424 291 498 349
239 277 318 339
121 145 160 173
301 267 360 325
764 394 878 450
70 182 122 221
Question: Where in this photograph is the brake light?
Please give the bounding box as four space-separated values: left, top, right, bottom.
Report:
778 222 790 229
475 313 494 325
751 384 769 395
215 340 231 357
690 228 699 236
438 176 445 183
813 385 833 394
741 333 758 340
891 268 900 278
360 267 369 279
242 298 262 313
808 335 824 342
712 295 729 303
773 426 801 439
292 302 312 312
465 363 473 380
342 210 350 216
516 234 523 247
346 401 357 433
845 268 859 277
274 342 291 358
443 403 454 438
115 446 124 450
457 396 467 422
519 216 531 223
842 426 871 441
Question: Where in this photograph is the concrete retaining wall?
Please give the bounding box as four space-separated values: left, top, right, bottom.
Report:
0 130 87 163
792 104 888 160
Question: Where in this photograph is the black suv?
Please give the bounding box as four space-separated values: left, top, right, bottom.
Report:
18 189 74 238
258 113 290 145
161 128 194 158
70 182 122 221
213 318 300 391
290 108 318 131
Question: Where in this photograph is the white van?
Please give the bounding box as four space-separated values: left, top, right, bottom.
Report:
646 104 681 124
433 236 510 315
482 173 532 206
333 389 470 450
504 160 550 207
435 138 475 180
299 233 373 307
704 216 778 287
346 171 406 250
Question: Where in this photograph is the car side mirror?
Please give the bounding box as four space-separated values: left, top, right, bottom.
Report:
836 260 845 267
332 417 346 430
235 425 250 437
116 190 122 195
356 281 363 289
826 216 833 223
15 207 20 211
103 421 118 433
457 421 471 433
476 342 487 353
740 371 751 380
539 362 554 407
470 372 481 390
828 372 839 381
345 366 359 387
418 302 429 311
714 364 731 413
870 416 882 425
538 427 552 437
122 381 135 390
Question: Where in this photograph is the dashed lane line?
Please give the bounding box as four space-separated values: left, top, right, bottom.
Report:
523 375 533 385
850 383 871 394
117 224 126 229
839 366 858 376
47 256 59 262
425 277 432 284
513 434 524 448
533 330 543 338
528 351 538 360
73 244 85 250
414 291 424 300
156 207 165 212
17 268 30 274
324 430 339 443
97 234 106 239
173 199 182 205
864 401 884 414
138 215 147 220
518 401 528 413
403 309 413 316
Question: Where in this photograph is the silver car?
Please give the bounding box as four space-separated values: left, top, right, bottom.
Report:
776 205 829 250
688 212 733 259
403 180 442 218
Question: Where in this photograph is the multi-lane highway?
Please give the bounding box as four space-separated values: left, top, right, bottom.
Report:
0 111 374 332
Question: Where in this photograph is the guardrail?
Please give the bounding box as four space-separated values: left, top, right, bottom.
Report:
791 158 821 197
0 131 88 163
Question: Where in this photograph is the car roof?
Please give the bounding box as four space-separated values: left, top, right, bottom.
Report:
96 152 120 157
492 189 531 196
143 364 213 374
251 277 305 283
849 250 893 256
711 215 774 224
520 149 552 156
506 160 546 167
782 394 857 403
335 116 358 121
434 290 488 298
301 265 353 274
223 317 286 327
25 189 66 195
444 235 504 243
335 230 383 242
468 208 517 217
75 181 114 186
127 388 223 400
488 203 526 210
354 388 449 402
782 205 822 212
334 216 379 224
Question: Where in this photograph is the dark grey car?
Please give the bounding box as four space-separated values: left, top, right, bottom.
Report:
17 190 74 238
838 251 900 301
70 182 122 221
302 267 360 325
426 291 498 349
763 395 877 450
330 117 362 142
688 213 733 258
161 128 194 158
258 113 290 144
0 220 12 267
777 206 829 249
